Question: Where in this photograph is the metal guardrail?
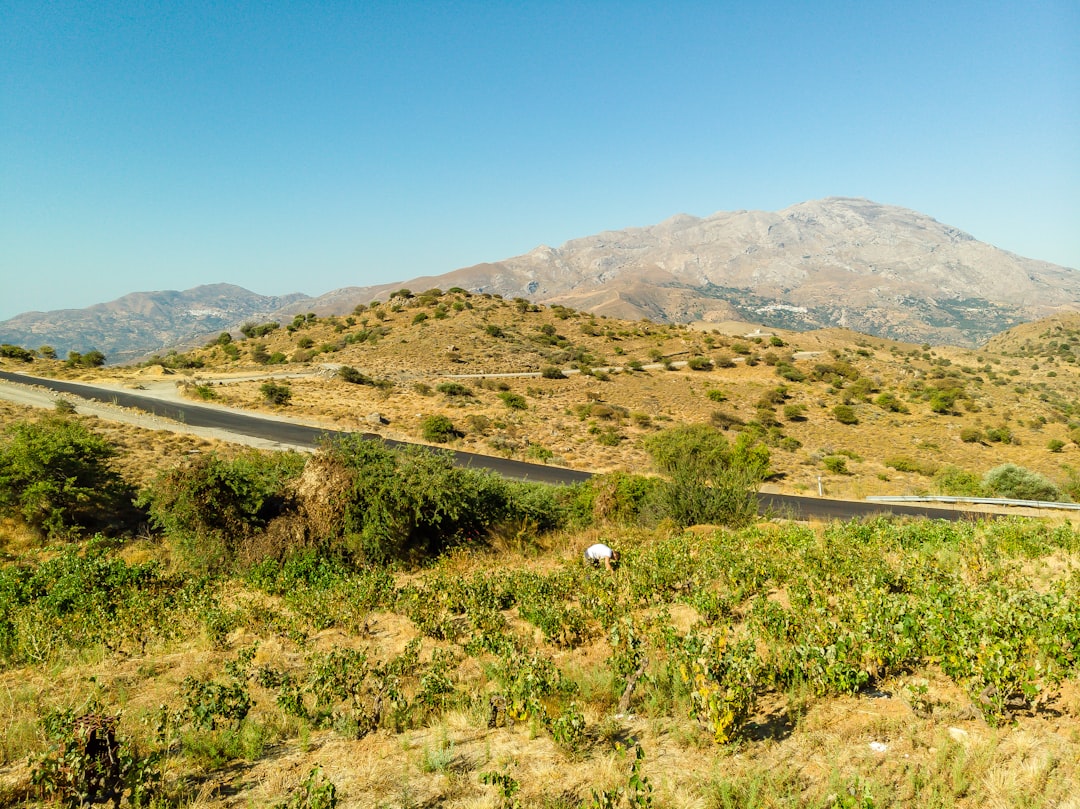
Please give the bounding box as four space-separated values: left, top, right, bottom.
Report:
866 495 1080 511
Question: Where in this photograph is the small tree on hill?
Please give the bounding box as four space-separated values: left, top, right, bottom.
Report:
644 424 768 527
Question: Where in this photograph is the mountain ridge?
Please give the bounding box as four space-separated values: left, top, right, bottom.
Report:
2 198 1078 360
0 284 311 364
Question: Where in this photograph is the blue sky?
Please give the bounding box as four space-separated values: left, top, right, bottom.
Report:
2 1 1077 320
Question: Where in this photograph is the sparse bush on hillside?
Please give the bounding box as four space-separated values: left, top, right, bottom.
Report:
710 410 745 431
822 455 848 474
832 404 858 425
985 425 1015 444
261 381 292 406
499 392 527 410
421 414 459 443
240 321 280 339
885 456 939 476
541 366 566 380
982 464 1063 502
0 417 135 539
783 403 807 421
872 391 907 413
436 382 472 397
775 362 804 382
338 366 373 385
934 465 983 496
960 427 984 443
686 356 713 371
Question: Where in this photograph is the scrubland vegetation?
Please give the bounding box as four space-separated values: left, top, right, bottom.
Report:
10 291 1080 509
1 401 1079 807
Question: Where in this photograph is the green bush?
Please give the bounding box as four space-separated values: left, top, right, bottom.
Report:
0 418 134 539
960 427 984 443
421 415 459 443
884 456 939 477
782 404 807 421
832 404 858 425
338 366 373 385
317 436 519 563
822 456 848 474
137 451 305 572
1048 439 1065 453
775 363 805 382
874 392 909 413
644 424 768 527
260 381 292 405
498 392 527 410
541 366 567 380
66 350 106 368
934 465 983 496
686 356 713 371
436 382 472 397
0 344 34 362
982 464 1063 502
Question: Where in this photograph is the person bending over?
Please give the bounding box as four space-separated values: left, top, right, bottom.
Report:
584 543 620 571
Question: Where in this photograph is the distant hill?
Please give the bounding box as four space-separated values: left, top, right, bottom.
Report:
305 198 1080 347
3 198 1079 360
0 284 311 364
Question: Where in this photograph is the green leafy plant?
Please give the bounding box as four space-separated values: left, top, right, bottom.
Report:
421 414 459 443
644 424 768 527
0 417 134 538
261 380 293 406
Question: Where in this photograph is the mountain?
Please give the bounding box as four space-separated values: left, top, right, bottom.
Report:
304 198 1080 347
0 284 311 364
3 198 1078 359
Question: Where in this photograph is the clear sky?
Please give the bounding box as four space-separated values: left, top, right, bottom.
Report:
2 1 1077 321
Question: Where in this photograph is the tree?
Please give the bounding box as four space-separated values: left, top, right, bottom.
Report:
0 417 133 538
644 424 768 527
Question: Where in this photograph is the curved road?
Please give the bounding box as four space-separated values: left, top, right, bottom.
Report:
0 370 988 521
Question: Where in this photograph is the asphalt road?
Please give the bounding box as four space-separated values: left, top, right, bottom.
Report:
0 370 986 521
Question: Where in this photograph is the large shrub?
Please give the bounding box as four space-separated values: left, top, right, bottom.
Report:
137 451 305 572
316 436 515 563
644 424 768 528
0 417 134 538
982 464 1063 502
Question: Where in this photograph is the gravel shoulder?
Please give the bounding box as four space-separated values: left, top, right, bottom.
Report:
0 376 311 452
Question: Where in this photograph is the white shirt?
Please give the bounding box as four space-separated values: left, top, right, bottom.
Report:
584 543 615 560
